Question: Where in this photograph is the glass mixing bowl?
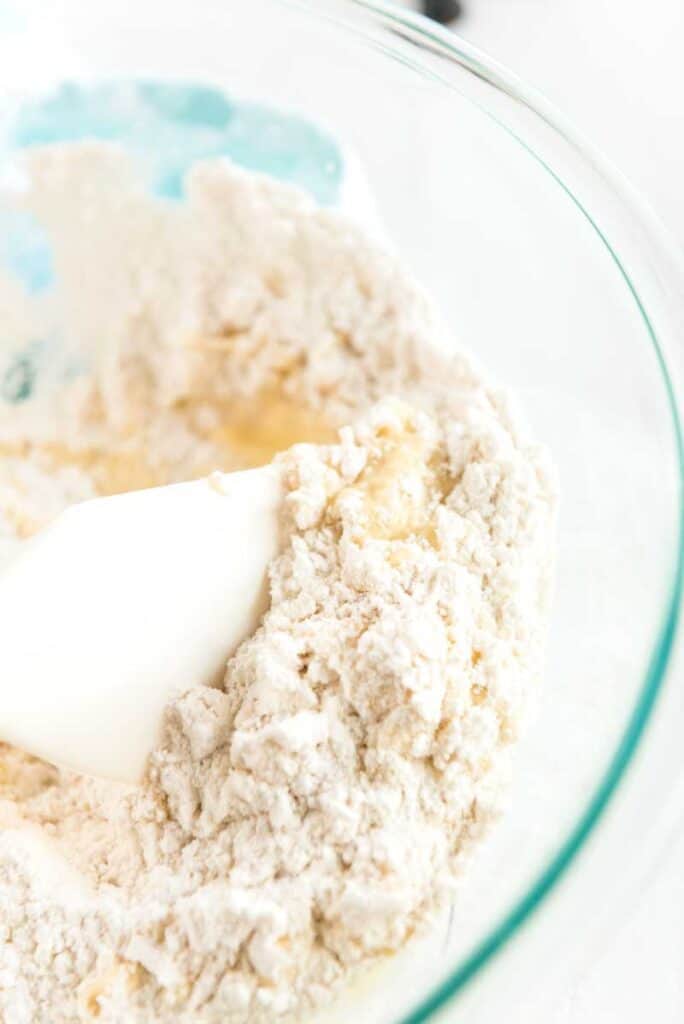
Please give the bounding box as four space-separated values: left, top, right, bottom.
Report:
0 1 682 1021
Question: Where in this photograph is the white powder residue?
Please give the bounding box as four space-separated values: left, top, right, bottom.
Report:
0 145 556 1023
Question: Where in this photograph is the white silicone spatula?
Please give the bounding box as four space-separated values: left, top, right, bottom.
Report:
0 465 283 784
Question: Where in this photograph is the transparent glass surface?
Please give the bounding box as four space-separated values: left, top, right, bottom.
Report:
0 1 682 1021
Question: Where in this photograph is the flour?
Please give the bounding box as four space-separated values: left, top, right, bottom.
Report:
0 145 557 1023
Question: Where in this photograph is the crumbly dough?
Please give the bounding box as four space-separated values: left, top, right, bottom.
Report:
0 146 556 1023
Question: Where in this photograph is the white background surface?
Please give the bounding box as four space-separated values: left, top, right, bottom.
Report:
402 1 684 1021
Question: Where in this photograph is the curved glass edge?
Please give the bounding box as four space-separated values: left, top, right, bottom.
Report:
400 313 683 1024
283 2 684 1020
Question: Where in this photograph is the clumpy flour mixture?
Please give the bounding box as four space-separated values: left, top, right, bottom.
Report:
0 144 556 1022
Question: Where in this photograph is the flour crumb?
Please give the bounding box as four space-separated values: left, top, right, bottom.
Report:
0 146 556 1023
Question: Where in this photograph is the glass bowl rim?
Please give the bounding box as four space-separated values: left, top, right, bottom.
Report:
281 1 684 1020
